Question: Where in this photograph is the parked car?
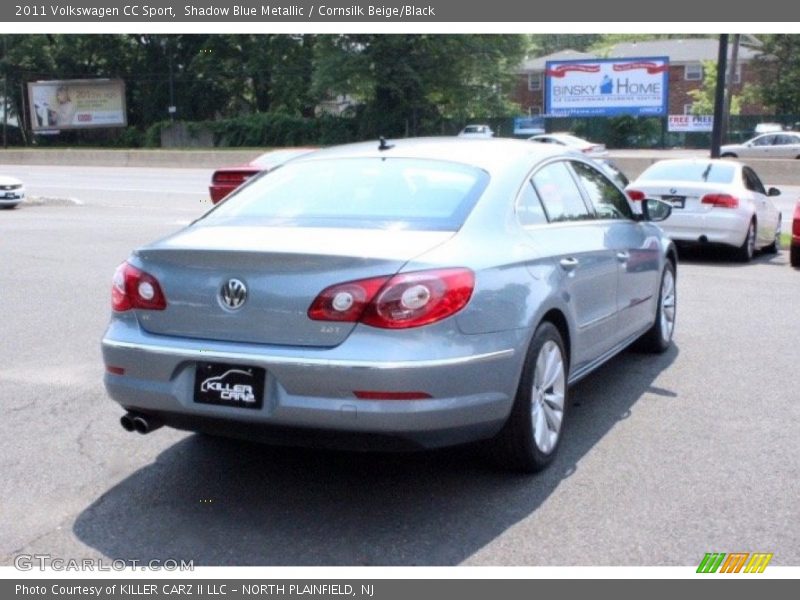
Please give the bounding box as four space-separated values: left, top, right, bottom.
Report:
103 137 677 473
0 174 26 209
457 124 494 138
528 133 608 157
720 132 800 159
626 159 782 261
791 201 800 268
209 147 317 204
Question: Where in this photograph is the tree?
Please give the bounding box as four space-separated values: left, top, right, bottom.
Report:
312 34 529 138
755 34 800 114
687 60 756 115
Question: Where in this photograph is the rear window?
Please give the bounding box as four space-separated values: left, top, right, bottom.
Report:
638 161 736 184
204 157 489 231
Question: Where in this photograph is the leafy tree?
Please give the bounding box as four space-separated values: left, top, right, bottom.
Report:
687 60 757 115
755 34 800 114
312 34 528 138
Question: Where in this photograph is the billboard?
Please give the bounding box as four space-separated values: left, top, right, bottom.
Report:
28 79 127 131
545 57 669 117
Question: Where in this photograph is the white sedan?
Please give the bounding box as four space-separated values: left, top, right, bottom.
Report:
528 133 608 157
0 175 25 209
721 132 800 159
626 159 782 262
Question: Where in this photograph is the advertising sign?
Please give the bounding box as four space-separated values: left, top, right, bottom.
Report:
28 79 127 131
545 57 669 117
668 114 714 132
513 116 546 136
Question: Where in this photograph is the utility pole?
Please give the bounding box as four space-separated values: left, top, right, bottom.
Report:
710 35 729 158
722 34 741 144
168 41 176 122
3 35 8 149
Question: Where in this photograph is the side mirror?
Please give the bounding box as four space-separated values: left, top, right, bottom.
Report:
641 198 672 222
768 187 781 197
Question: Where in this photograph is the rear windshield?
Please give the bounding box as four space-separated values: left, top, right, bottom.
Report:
638 161 736 184
204 157 489 231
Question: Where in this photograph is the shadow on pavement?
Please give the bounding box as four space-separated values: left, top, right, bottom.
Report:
74 345 678 566
676 244 786 267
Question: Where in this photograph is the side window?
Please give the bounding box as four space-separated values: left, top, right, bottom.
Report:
743 167 766 195
753 135 774 147
531 161 591 222
571 161 634 220
516 181 548 227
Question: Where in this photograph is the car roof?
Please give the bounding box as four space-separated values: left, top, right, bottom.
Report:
292 136 570 175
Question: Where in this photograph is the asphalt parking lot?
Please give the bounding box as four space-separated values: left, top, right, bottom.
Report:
1 164 799 567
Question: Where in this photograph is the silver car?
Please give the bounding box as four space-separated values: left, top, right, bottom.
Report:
102 138 677 472
721 132 800 159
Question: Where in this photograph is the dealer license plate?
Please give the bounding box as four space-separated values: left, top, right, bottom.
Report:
194 362 265 409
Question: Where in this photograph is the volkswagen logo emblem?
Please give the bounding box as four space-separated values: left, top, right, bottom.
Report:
669 188 677 194
220 278 247 310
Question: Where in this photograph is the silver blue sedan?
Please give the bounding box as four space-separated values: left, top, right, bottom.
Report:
102 137 677 472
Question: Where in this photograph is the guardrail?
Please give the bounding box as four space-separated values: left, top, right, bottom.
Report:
1 148 799 185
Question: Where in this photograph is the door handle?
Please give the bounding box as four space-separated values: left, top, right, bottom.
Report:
616 251 630 262
559 257 579 271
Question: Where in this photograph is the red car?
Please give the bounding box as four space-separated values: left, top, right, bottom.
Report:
209 148 317 204
791 200 800 267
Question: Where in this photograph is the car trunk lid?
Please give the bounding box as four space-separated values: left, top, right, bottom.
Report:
131 225 454 347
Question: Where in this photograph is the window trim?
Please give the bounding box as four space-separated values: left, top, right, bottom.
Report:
528 159 595 224
528 72 543 91
568 159 635 222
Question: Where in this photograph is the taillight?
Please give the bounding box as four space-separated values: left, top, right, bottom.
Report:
212 171 252 185
701 193 739 209
112 262 167 311
308 268 474 329
626 189 645 201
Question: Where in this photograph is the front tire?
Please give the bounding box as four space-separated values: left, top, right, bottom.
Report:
493 322 568 473
636 261 677 353
763 217 781 254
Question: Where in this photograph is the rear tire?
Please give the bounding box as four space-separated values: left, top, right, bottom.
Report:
636 261 676 353
493 322 568 473
735 219 756 262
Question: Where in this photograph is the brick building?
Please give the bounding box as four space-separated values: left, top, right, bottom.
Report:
513 38 770 118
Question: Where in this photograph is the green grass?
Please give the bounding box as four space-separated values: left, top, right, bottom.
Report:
780 232 792 248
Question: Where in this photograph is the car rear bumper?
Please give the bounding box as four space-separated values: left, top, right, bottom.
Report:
0 191 24 205
661 211 749 248
102 320 526 449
